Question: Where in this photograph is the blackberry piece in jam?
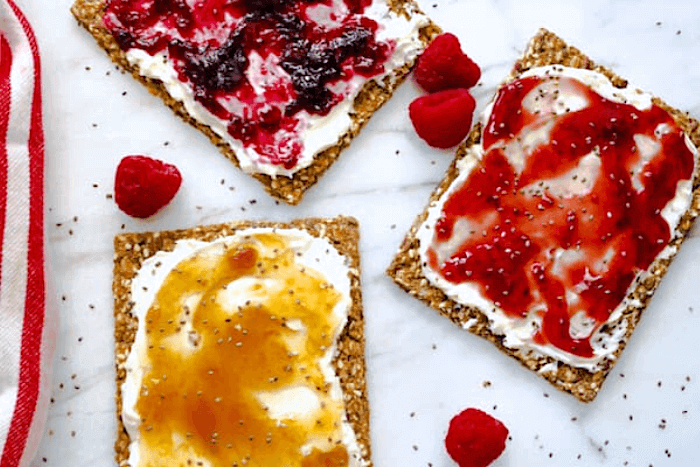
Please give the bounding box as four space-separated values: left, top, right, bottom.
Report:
244 0 279 11
281 24 385 115
180 32 249 94
331 28 371 62
282 39 343 115
243 0 302 13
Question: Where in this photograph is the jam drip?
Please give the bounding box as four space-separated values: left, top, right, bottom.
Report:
104 0 393 170
429 74 695 357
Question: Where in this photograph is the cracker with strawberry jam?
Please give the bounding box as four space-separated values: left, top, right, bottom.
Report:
388 29 700 402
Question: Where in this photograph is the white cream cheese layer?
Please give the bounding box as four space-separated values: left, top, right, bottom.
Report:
125 0 430 178
417 65 698 371
123 228 365 467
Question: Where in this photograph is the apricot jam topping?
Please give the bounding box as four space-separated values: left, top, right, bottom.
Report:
129 232 353 466
425 69 695 358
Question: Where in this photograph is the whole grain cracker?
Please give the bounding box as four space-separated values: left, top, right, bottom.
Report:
113 216 368 465
71 0 440 205
388 28 700 403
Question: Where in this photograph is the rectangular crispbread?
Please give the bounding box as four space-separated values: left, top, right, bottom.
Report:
71 0 440 205
387 28 700 403
113 216 368 465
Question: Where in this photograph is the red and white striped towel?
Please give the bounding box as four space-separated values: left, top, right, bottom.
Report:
0 1 55 466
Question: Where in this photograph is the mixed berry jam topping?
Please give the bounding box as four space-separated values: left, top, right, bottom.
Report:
427 71 695 358
103 0 392 170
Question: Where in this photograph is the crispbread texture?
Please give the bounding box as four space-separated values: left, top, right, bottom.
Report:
113 216 368 465
71 0 440 205
388 28 700 403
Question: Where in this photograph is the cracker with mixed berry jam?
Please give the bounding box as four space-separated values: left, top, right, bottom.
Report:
388 28 700 402
72 0 439 204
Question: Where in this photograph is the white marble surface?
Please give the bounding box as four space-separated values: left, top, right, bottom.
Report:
14 0 700 465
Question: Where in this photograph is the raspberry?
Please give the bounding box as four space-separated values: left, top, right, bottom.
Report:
445 408 509 467
114 155 182 218
409 89 475 148
415 33 481 93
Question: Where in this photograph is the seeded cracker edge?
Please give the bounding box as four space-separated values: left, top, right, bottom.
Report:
70 0 441 205
112 217 367 466
387 28 700 403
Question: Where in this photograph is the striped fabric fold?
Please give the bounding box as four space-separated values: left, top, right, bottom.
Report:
0 2 55 467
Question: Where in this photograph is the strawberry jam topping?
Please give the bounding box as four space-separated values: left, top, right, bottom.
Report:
427 71 695 358
103 0 391 170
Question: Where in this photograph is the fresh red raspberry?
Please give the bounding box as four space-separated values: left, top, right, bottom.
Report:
445 408 509 467
415 33 481 92
114 155 182 218
409 89 475 148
